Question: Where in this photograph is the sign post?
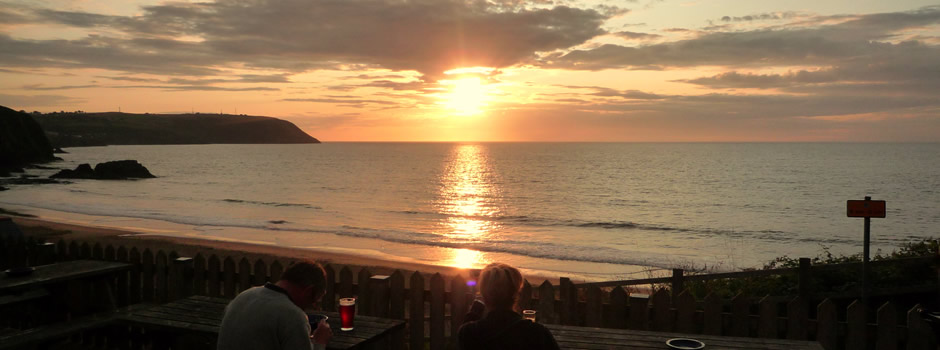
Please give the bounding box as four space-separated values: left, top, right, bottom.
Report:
847 196 886 306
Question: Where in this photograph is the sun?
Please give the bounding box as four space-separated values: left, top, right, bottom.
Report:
441 77 489 116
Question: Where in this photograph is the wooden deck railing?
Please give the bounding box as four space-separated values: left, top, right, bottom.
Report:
1 234 938 350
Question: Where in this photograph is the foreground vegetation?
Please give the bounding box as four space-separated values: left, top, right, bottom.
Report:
683 238 938 298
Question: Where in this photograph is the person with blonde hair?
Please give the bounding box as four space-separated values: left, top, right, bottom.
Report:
457 263 560 350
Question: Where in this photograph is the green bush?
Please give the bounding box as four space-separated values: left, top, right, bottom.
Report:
681 238 938 299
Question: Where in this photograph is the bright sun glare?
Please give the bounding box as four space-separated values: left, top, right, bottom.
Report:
441 77 489 116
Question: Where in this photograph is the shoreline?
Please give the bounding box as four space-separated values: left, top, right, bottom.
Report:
0 203 665 283
5 210 657 285
9 215 480 279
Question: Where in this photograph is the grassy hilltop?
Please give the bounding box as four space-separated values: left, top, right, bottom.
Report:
33 112 319 147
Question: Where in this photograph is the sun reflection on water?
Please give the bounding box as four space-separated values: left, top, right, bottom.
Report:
438 144 499 269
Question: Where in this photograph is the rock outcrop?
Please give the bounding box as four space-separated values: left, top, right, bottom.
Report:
51 160 156 180
0 106 56 172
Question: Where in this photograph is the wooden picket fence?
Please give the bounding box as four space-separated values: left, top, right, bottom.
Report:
1 234 938 350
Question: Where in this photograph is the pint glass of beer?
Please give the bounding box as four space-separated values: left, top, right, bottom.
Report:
339 298 356 331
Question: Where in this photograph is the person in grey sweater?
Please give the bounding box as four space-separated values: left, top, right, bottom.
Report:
218 261 333 350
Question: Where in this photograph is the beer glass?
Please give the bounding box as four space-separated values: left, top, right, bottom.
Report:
339 298 356 331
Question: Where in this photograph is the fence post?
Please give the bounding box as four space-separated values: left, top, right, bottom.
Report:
252 260 267 287
875 302 897 350
322 264 335 311
757 295 777 338
816 299 838 350
559 277 577 325
629 293 650 331
370 275 390 318
116 246 129 307
787 296 808 340
450 275 468 341
674 290 695 333
730 293 749 337
409 272 426 350
129 247 142 304
358 268 373 316
671 269 684 298
519 280 532 311
339 266 353 298
846 300 867 350
193 254 206 296
610 287 628 329
585 286 602 327
538 281 556 324
37 242 56 265
389 271 405 350
651 289 672 332
429 273 445 350
208 255 221 298
906 304 933 350
174 257 194 299
155 251 167 303
798 258 812 300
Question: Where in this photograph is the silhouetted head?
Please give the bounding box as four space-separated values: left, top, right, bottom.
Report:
277 261 327 310
479 263 524 311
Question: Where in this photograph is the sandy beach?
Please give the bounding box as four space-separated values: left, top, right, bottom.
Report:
5 214 559 283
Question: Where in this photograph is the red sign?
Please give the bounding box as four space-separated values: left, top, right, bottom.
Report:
847 200 886 218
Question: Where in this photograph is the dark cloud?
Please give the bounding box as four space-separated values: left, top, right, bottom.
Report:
359 80 430 91
22 84 98 90
0 93 84 106
560 85 665 100
0 34 224 76
98 76 163 83
612 31 662 40
282 97 400 108
354 74 408 80
552 7 940 68
119 85 280 92
0 0 609 78
719 12 801 22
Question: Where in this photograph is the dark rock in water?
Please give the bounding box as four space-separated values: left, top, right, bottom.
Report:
0 186 7 191
53 147 68 154
95 160 156 179
51 160 155 180
51 163 97 179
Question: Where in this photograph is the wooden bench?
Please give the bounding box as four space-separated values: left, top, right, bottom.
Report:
117 296 406 350
0 312 118 350
0 288 52 329
0 288 50 307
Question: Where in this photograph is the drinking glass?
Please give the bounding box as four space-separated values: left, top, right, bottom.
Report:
523 309 537 322
339 298 356 331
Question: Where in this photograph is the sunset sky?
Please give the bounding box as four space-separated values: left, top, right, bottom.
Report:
1 0 938 142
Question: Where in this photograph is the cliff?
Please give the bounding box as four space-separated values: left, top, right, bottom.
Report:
33 112 320 147
0 106 56 168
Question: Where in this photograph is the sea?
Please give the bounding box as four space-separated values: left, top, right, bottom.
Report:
1 143 938 281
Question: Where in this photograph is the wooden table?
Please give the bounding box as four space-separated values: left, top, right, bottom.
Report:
0 260 130 293
0 260 133 349
0 260 131 318
546 324 824 350
116 295 406 350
